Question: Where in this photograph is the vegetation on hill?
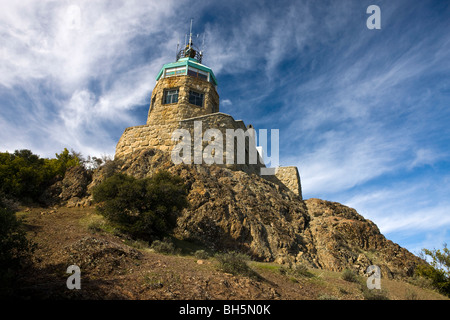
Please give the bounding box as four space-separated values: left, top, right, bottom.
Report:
0 148 81 203
92 171 188 242
0 199 35 297
416 244 450 297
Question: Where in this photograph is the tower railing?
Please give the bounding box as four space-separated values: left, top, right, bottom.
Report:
176 46 203 63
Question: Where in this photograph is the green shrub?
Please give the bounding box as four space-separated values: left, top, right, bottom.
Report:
416 244 450 297
215 252 260 280
342 269 359 283
279 264 314 278
407 275 434 290
361 287 390 300
0 202 35 297
92 171 188 241
194 250 210 260
150 239 178 255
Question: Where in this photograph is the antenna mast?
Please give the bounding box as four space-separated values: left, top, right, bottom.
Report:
176 18 203 63
189 18 193 50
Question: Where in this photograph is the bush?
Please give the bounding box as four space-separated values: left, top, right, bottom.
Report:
342 269 359 283
279 264 314 278
92 171 188 241
416 244 450 297
215 252 259 280
404 289 419 300
407 275 434 290
194 250 210 260
361 287 390 300
0 202 35 297
150 238 179 255
294 264 313 277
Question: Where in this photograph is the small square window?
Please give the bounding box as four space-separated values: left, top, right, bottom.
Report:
189 90 204 107
163 89 179 104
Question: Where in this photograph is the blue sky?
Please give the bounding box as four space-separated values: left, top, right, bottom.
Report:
1 0 449 255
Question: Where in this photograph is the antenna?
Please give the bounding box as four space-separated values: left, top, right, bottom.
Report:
189 18 193 50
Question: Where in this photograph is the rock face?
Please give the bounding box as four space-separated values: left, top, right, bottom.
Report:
59 166 91 202
305 199 419 278
85 149 423 278
40 166 91 206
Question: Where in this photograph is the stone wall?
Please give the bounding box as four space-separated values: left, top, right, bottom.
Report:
115 124 173 159
178 113 265 176
274 166 302 199
115 112 268 177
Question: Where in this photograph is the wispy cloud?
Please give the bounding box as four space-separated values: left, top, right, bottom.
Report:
0 0 180 157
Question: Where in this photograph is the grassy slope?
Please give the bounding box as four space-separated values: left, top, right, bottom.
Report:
15 206 448 300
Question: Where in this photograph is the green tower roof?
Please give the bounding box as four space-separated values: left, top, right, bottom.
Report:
156 57 218 86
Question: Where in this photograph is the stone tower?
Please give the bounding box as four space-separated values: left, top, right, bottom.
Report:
114 32 303 198
147 53 220 125
115 36 222 158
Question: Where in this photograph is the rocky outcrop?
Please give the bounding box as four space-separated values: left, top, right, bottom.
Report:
82 149 424 278
305 199 420 278
40 166 91 207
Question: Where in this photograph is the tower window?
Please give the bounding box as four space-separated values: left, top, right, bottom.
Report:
188 67 209 81
163 89 179 104
189 90 204 107
165 67 186 78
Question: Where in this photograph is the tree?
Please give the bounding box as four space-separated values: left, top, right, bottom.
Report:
0 148 81 203
416 244 450 296
52 148 82 176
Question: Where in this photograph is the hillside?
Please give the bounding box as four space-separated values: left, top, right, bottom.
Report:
5 148 447 300
13 206 448 300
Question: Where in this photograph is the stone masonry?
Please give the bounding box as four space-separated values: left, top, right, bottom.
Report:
274 167 302 197
115 60 302 198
